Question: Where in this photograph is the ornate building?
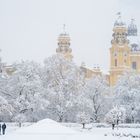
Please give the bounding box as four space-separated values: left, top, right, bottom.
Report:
80 63 102 78
56 25 73 61
3 15 138 85
56 25 102 78
0 50 16 76
109 14 140 86
56 15 140 86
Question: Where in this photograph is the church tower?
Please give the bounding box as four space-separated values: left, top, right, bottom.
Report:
56 25 73 61
109 13 130 86
128 19 140 72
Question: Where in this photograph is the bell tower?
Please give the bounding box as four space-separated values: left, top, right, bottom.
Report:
56 24 73 61
128 19 140 72
110 13 130 86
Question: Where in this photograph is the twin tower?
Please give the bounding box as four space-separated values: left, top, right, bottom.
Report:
56 15 140 86
110 14 140 86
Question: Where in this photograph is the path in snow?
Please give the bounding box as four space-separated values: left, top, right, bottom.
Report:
0 119 140 140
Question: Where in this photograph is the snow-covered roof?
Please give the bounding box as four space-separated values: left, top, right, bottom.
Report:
128 36 140 45
58 24 70 39
128 19 137 36
128 36 140 52
114 14 126 27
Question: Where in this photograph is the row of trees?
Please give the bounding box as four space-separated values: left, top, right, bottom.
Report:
0 54 140 124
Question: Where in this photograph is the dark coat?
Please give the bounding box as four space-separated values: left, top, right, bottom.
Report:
2 124 6 130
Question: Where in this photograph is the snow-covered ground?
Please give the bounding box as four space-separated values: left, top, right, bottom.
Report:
0 119 140 140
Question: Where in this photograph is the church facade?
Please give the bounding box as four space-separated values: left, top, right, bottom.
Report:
56 25 102 79
56 15 140 86
1 15 139 86
109 15 140 86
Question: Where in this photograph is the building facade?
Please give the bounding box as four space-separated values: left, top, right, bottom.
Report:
56 15 140 86
56 25 102 78
1 14 140 85
109 14 140 86
56 25 73 61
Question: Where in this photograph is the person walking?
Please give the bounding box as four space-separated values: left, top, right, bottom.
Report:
2 123 6 135
0 124 1 135
116 119 119 130
112 122 115 130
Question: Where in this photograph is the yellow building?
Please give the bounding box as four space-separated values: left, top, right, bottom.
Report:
56 15 140 86
56 25 73 61
109 14 140 86
0 51 15 76
80 62 102 78
56 25 102 78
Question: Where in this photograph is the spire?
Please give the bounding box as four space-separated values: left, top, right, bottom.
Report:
112 13 128 46
60 24 68 36
128 19 137 36
114 12 125 27
57 24 70 48
56 25 72 57
63 24 66 34
128 19 140 52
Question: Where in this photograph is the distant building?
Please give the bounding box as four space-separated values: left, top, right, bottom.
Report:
80 63 102 78
56 15 140 86
2 15 140 86
56 24 73 61
56 25 102 79
0 51 15 76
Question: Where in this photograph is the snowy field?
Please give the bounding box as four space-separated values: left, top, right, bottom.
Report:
0 119 140 140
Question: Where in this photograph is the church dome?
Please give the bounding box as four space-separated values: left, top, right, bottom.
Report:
57 25 71 48
128 19 137 36
127 19 140 52
114 12 126 27
56 25 72 56
58 33 70 47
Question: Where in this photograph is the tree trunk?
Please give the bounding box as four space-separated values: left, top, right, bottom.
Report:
82 123 85 129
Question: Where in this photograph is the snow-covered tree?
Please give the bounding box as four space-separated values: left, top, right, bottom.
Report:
85 76 110 122
114 72 140 123
0 96 14 122
42 54 85 122
105 106 126 124
76 112 90 128
5 61 49 122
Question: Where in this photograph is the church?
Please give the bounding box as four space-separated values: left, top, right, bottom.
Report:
56 14 140 86
1 14 140 86
109 14 140 86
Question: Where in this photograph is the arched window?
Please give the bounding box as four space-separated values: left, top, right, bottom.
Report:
115 59 117 67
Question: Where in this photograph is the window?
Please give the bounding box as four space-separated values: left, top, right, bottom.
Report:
115 59 117 67
132 62 137 70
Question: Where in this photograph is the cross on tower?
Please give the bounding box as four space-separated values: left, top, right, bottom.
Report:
63 24 66 34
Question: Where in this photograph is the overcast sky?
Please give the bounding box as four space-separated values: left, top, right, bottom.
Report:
0 0 140 73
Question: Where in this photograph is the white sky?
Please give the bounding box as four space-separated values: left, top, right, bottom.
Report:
0 0 140 73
